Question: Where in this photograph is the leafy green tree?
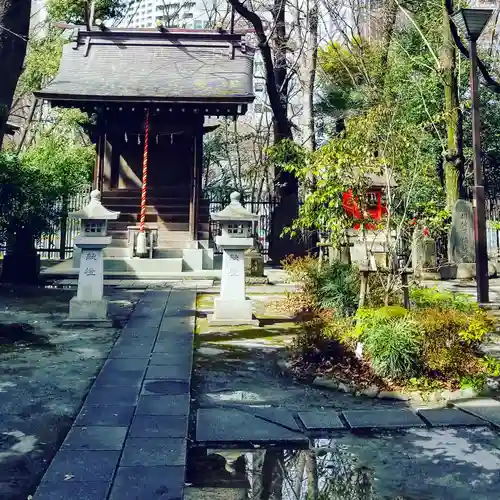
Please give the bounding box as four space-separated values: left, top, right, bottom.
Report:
46 0 125 25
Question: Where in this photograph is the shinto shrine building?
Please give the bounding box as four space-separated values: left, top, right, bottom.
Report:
36 26 254 275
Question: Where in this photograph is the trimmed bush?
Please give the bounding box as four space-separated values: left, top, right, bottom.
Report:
410 286 476 312
363 317 422 379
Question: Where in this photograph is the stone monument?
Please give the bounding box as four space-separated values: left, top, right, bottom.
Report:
449 200 475 265
209 192 259 326
65 190 120 325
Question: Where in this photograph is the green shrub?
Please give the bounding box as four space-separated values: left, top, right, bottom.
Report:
410 286 476 312
363 317 422 380
281 256 360 317
355 305 408 339
414 308 485 377
294 316 346 363
317 260 359 316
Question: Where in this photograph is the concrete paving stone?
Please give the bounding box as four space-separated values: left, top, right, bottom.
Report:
342 409 426 429
109 344 156 358
114 332 159 345
108 466 184 500
453 400 500 426
149 351 193 367
120 437 186 466
33 481 111 500
141 380 190 396
62 426 128 450
84 385 141 406
101 358 149 372
298 411 345 430
75 405 135 427
153 340 194 354
156 328 194 340
145 364 192 381
196 408 309 445
93 369 145 388
119 326 160 338
418 408 486 427
136 394 190 416
41 450 120 483
243 407 302 431
129 415 188 438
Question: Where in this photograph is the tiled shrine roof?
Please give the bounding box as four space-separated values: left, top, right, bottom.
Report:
36 29 255 105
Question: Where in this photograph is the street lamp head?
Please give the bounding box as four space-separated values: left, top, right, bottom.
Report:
452 8 493 41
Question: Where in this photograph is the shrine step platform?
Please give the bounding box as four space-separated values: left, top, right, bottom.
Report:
41 258 223 280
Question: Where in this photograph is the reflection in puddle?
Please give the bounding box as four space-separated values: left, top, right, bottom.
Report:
187 446 383 499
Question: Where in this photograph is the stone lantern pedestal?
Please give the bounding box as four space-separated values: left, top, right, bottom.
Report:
209 192 259 326
65 190 120 326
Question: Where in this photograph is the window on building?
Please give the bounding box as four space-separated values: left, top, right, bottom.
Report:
203 20 212 28
183 12 193 18
254 103 263 113
194 20 203 28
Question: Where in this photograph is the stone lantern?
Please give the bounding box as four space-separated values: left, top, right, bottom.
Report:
209 192 259 326
66 190 120 325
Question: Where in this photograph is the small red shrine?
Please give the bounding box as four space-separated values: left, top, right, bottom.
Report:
342 171 395 230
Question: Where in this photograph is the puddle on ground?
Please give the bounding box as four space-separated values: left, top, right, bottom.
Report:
186 427 500 499
186 446 387 499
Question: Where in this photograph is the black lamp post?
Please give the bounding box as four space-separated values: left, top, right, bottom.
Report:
452 8 493 304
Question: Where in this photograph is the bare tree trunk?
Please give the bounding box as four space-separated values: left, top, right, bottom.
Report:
305 450 318 500
441 0 462 210
0 0 31 147
16 97 38 152
380 0 398 69
299 1 318 154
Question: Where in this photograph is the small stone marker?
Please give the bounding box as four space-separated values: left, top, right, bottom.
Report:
209 192 259 326
449 200 475 264
412 227 437 277
65 190 120 325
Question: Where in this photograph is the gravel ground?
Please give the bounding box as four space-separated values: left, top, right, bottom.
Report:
0 284 144 500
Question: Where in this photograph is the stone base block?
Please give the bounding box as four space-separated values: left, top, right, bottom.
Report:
65 297 112 326
209 298 259 326
456 262 497 279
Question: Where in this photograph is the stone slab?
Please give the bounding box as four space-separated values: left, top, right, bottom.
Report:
62 426 128 451
75 405 135 427
418 408 486 427
196 408 308 445
454 398 500 426
93 369 145 388
41 450 120 483
109 344 156 358
141 379 190 396
120 438 186 467
136 394 191 416
149 351 193 367
298 410 345 430
101 358 149 372
244 407 301 431
208 315 260 327
145 364 191 381
342 409 426 429
84 385 140 406
33 481 111 500
108 466 184 500
128 415 188 438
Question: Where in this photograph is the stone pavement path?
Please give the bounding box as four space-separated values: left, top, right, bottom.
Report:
32 289 196 500
194 405 499 447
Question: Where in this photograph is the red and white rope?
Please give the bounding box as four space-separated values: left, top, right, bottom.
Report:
139 109 149 232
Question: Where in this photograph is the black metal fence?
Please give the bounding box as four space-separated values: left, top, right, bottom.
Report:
207 194 279 260
0 186 92 260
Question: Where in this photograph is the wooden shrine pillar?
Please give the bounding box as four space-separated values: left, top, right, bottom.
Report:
94 132 106 192
189 120 204 240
